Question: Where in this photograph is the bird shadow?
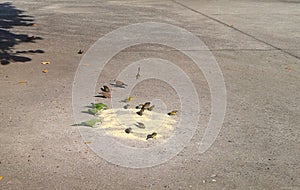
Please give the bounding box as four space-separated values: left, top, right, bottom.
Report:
81 110 96 116
71 123 93 127
85 105 94 108
0 2 44 65
94 95 109 99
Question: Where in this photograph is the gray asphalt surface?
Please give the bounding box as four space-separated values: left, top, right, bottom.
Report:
0 0 299 189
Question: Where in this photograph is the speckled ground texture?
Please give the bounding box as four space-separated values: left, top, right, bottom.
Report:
0 0 299 189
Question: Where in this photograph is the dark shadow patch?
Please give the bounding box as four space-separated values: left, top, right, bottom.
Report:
0 2 44 65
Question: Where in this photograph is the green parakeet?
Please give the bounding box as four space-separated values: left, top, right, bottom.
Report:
80 118 101 128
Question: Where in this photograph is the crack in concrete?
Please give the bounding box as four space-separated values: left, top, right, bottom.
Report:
172 0 300 60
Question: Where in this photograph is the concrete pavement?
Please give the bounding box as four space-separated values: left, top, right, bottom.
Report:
0 0 299 189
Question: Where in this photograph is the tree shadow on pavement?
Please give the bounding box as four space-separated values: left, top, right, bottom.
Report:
0 2 44 65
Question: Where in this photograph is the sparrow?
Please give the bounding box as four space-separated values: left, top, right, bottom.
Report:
98 92 111 98
101 85 110 92
168 110 178 116
146 132 157 140
135 104 144 109
125 127 132 134
111 80 127 88
136 122 145 129
136 108 145 116
148 105 155 111
78 49 83 54
142 102 151 109
123 104 130 109
121 96 133 103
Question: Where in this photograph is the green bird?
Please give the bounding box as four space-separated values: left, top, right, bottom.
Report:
91 103 107 110
80 118 101 128
87 108 99 115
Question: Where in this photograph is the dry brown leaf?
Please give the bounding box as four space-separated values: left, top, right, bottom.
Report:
32 23 37 27
285 66 292 71
84 141 91 144
18 80 27 84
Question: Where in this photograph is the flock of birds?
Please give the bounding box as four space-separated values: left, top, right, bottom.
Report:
96 76 178 140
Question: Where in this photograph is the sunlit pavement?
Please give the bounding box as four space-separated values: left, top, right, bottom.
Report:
0 0 299 189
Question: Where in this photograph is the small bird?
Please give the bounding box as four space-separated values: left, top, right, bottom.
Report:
121 96 133 103
136 108 145 116
78 49 83 54
148 105 155 111
142 102 151 109
91 103 107 110
135 104 144 109
136 122 145 129
146 132 157 140
101 85 110 92
168 110 178 116
79 118 102 128
125 127 132 134
136 67 141 80
123 104 130 109
87 108 99 115
112 80 127 88
98 92 111 98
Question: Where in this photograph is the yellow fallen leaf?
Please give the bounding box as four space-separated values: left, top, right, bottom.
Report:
0 176 3 181
84 141 91 144
42 69 48 73
18 80 27 84
41 61 50 65
32 23 37 27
